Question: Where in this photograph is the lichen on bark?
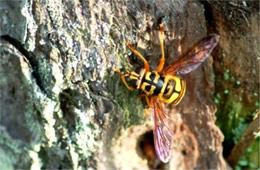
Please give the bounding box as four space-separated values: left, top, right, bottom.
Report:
1 0 258 169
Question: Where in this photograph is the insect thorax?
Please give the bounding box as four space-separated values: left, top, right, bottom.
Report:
140 71 164 96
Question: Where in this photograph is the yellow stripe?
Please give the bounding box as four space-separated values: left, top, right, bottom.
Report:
141 71 161 96
129 71 139 80
145 72 152 81
165 83 173 96
158 75 171 99
173 79 186 104
141 82 148 91
173 77 181 92
158 75 186 104
152 71 160 84
136 69 145 89
149 85 156 95
141 82 157 96
130 75 138 80
166 92 179 104
131 72 139 77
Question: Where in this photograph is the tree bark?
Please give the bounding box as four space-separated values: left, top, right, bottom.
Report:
4 0 258 169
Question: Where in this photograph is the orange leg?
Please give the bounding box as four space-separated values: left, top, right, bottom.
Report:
144 108 150 116
144 95 152 116
126 42 149 72
138 94 152 107
147 96 153 108
113 68 134 90
138 94 146 101
156 24 165 72
143 96 156 116
138 94 153 116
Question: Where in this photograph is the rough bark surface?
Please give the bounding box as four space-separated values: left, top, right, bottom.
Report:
203 1 259 169
1 0 257 169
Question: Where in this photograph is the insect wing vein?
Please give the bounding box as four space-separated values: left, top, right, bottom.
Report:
152 97 174 163
162 34 219 75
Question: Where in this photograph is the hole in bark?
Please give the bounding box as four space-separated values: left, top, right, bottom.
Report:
137 130 167 169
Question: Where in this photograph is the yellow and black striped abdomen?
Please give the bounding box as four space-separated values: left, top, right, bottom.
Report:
159 75 186 104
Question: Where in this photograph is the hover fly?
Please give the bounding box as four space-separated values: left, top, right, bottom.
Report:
113 24 219 163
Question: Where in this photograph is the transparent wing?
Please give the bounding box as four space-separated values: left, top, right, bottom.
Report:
151 97 174 163
162 34 219 75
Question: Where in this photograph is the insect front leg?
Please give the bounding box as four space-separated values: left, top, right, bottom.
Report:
126 42 150 72
112 68 134 90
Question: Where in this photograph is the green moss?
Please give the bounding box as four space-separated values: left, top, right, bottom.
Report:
246 138 260 168
231 118 248 144
215 89 259 167
216 92 246 149
58 88 102 162
106 71 145 129
223 69 230 80
235 138 260 169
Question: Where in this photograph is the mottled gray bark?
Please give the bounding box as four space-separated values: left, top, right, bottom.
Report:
5 0 259 169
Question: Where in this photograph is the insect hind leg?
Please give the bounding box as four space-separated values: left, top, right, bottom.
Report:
138 94 152 107
138 94 152 116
